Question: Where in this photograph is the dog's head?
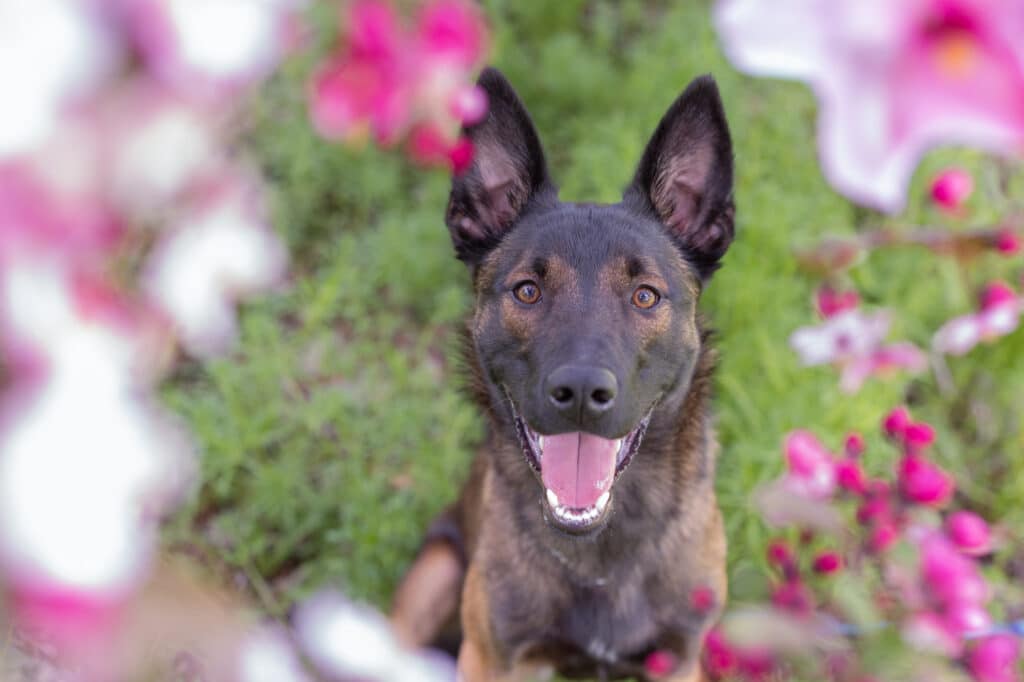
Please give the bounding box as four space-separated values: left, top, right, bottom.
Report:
447 68 734 535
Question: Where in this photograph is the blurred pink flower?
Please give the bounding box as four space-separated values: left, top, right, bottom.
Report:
899 454 955 507
812 551 844 575
714 0 1024 213
933 280 1021 355
790 308 927 392
783 430 837 500
883 406 913 439
918 534 988 608
643 650 677 679
930 167 975 212
968 635 1021 682
310 0 488 171
995 228 1021 255
946 510 993 556
816 286 860 318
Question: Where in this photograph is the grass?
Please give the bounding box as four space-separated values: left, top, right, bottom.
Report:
164 0 1024 657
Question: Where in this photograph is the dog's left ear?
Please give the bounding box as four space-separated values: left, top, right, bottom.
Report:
624 75 735 281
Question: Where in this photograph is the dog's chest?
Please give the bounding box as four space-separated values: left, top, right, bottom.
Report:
494 567 662 677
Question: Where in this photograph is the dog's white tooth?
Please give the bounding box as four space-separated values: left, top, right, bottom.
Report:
538 436 545 451
614 438 623 452
546 488 559 508
596 491 610 511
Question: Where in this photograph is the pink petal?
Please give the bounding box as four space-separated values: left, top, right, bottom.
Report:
899 454 955 507
415 0 487 68
930 167 974 211
968 635 1021 682
946 510 993 556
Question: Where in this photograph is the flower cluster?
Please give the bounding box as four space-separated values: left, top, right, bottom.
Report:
789 288 927 393
310 0 489 173
0 0 297 673
719 407 1020 682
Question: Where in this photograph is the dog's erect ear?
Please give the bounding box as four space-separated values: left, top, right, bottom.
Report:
445 67 554 265
624 75 735 281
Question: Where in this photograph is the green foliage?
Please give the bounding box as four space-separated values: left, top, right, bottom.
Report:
164 0 1024 641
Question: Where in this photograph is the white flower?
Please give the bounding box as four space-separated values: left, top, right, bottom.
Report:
144 186 286 357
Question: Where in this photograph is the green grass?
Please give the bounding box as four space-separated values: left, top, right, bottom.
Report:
164 0 1024 647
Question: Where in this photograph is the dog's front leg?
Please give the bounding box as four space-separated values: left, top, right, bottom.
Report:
457 565 549 682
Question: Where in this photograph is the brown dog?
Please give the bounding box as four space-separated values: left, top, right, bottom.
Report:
391 67 735 681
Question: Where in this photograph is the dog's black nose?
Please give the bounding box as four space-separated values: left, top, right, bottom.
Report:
545 365 618 421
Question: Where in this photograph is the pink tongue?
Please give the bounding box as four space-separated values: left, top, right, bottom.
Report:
540 432 618 509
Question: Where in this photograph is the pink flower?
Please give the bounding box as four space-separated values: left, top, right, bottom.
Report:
812 551 844 575
844 432 865 458
946 601 993 636
771 580 815 615
968 635 1021 682
309 0 488 171
704 628 737 678
904 421 936 451
899 454 955 507
783 430 837 499
816 286 860 318
934 281 1021 355
766 540 796 570
884 406 913 439
644 650 678 679
919 534 989 608
930 167 974 212
836 459 868 495
790 309 926 393
714 0 1024 213
995 228 1020 255
946 510 993 556
867 521 901 554
689 585 717 613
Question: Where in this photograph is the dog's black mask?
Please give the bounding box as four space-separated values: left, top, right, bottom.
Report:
446 67 734 534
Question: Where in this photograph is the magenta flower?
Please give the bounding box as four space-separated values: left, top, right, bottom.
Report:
933 280 1021 355
816 286 860 318
930 167 975 212
995 228 1021 255
714 0 1024 213
899 453 955 507
969 635 1022 682
782 430 837 499
643 650 678 679
310 0 488 171
946 510 993 556
812 551 844 575
919 534 988 608
790 308 927 392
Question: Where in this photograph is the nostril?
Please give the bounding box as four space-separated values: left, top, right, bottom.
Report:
591 388 614 405
550 386 574 406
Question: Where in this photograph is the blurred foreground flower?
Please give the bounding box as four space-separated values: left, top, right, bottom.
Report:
310 0 489 172
0 0 299 675
789 288 927 392
714 0 1024 212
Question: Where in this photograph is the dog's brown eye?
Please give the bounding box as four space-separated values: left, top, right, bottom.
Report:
513 281 541 304
632 286 660 309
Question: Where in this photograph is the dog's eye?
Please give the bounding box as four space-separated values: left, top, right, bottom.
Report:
513 281 542 305
631 286 660 309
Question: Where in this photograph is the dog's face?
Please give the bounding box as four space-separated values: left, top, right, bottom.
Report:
445 68 734 535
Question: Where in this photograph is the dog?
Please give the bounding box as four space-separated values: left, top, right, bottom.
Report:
391 66 735 682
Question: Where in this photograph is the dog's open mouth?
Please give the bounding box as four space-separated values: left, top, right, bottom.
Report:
512 404 652 534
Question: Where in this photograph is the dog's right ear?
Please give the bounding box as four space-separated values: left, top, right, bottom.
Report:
445 67 554 265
